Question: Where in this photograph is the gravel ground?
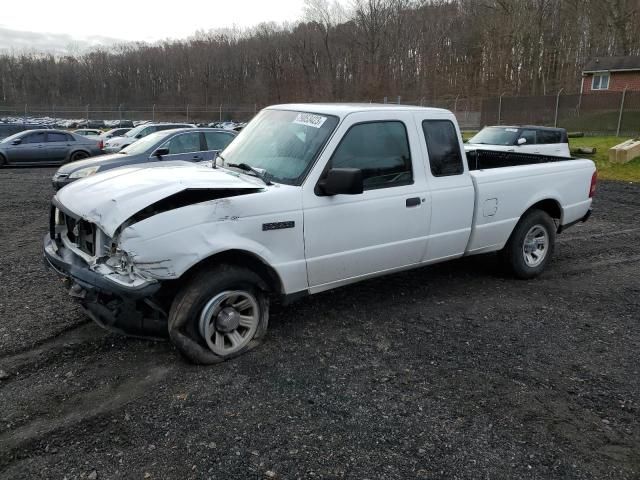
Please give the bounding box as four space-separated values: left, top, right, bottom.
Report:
0 167 638 479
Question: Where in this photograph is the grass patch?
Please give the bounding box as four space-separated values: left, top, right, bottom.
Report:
569 136 640 182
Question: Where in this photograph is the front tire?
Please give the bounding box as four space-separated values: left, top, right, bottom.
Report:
168 265 269 364
0 154 6 166
501 209 556 279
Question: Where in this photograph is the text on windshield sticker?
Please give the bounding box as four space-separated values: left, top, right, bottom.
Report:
293 113 327 129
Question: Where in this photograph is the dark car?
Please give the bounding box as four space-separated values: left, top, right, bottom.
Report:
0 129 102 167
52 128 236 189
0 123 50 140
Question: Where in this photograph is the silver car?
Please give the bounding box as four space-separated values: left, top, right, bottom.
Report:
52 128 236 189
0 129 102 167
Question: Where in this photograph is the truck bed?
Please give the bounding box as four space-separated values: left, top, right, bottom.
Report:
466 149 573 170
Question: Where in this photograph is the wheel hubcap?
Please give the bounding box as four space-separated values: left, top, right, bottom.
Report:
199 291 259 356
522 225 549 267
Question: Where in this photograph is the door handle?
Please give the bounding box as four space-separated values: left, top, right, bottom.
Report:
406 197 421 208
192 155 202 160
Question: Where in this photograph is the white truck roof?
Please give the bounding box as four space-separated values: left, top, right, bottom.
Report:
267 103 451 118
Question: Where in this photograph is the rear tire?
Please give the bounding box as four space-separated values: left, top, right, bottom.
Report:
69 151 89 163
501 209 556 279
168 264 269 365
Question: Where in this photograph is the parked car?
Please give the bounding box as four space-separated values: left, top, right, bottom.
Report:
103 123 196 153
465 126 571 157
99 128 132 141
77 120 106 129
44 104 595 364
73 129 103 138
0 123 50 140
0 129 102 166
52 128 236 189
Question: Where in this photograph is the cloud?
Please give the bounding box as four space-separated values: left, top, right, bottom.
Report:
0 26 126 55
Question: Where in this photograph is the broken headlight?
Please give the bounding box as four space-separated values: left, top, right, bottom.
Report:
105 248 135 276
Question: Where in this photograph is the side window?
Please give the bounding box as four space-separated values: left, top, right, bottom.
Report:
23 132 47 144
537 130 562 144
519 129 536 145
163 132 201 154
140 127 154 137
204 132 234 151
47 132 69 142
330 121 412 190
422 120 464 177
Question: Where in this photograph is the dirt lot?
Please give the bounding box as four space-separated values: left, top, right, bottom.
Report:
0 167 638 480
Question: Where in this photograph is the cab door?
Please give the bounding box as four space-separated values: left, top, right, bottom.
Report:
416 116 475 262
303 112 431 292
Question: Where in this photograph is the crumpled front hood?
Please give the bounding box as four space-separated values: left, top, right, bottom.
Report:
55 162 264 236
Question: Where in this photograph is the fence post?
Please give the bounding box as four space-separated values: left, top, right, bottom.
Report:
397 96 401 105
186 104 190 122
152 104 156 122
52 104 55 120
219 104 222 122
24 103 27 123
554 88 564 127
383 96 388 104
616 86 628 137
498 92 506 125
118 104 122 122
86 104 89 121
454 94 460 113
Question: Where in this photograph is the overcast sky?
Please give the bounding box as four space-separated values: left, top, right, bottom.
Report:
0 0 310 54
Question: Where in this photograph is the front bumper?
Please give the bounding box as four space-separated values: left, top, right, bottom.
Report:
43 234 168 338
103 145 124 153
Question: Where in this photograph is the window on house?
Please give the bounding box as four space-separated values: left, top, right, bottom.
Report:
592 73 610 90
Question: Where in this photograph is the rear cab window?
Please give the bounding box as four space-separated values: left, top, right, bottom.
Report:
422 120 464 177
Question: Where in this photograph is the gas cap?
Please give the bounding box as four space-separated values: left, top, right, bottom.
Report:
483 198 498 217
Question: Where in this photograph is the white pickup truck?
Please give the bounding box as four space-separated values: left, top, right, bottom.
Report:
44 104 596 364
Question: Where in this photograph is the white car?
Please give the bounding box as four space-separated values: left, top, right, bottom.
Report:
103 123 195 152
73 128 103 138
465 126 571 157
44 104 595 364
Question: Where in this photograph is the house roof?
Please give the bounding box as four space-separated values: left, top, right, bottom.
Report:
583 56 640 73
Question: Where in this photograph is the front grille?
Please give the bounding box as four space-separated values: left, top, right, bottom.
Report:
54 206 97 256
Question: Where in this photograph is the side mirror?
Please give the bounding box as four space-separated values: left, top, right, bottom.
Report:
318 168 363 196
517 137 527 145
153 147 170 158
135 134 143 139
11 138 22 145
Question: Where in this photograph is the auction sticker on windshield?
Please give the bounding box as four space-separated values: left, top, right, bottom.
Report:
293 113 327 129
505 128 519 132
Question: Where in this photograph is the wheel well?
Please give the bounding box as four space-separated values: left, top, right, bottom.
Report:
525 199 562 222
0 152 6 165
70 149 90 158
180 250 284 295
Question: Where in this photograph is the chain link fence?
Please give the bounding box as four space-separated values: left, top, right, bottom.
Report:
1 93 639 135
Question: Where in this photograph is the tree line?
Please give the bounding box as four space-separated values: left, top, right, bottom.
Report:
1 0 639 108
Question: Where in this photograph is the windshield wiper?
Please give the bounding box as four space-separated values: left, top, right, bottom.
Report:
227 163 272 186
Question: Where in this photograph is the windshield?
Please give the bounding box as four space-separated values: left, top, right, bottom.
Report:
218 109 339 185
124 124 148 138
120 131 167 155
468 127 519 146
